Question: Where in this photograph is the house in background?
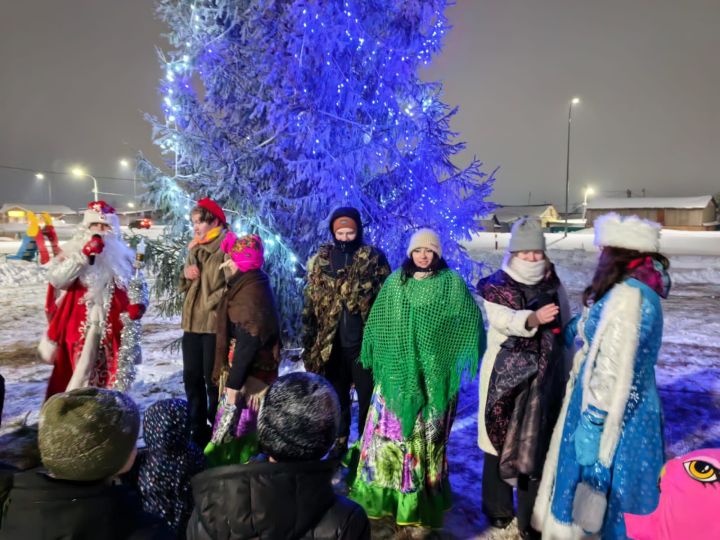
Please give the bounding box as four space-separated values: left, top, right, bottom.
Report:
478 204 559 231
585 196 718 231
0 203 77 224
477 213 501 231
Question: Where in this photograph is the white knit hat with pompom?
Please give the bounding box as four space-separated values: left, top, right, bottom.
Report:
406 228 442 258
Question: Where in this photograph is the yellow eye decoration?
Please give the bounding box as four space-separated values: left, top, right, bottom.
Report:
683 460 719 483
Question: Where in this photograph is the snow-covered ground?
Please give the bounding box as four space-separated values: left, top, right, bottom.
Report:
1 235 719 539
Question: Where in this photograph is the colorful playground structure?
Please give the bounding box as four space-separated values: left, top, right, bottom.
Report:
7 211 60 264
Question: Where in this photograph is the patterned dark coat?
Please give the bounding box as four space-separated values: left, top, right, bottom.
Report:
302 244 390 373
477 267 571 481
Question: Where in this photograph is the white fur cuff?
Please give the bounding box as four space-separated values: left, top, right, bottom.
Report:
38 333 57 364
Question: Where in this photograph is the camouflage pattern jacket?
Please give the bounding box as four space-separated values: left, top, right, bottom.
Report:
302 244 390 373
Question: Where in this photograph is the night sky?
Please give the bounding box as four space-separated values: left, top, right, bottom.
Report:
2 0 719 210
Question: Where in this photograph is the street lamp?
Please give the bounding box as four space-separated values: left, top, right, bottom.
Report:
127 202 136 209
36 173 52 204
582 185 595 219
71 167 99 201
119 158 137 201
564 96 581 237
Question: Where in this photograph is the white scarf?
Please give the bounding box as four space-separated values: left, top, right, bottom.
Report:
502 253 546 285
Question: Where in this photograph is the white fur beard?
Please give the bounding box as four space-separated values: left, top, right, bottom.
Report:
64 229 135 291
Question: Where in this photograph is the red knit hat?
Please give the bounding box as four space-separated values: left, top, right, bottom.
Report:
332 215 358 234
196 198 226 225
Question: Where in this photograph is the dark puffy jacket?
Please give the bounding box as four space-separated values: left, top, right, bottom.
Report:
0 374 4 427
186 460 370 540
0 469 172 540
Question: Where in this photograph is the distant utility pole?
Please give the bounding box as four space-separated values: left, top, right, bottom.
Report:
564 97 581 237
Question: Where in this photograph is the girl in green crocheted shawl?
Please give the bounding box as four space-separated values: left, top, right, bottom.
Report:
347 229 486 532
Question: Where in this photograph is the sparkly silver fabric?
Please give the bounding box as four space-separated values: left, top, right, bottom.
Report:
113 270 148 392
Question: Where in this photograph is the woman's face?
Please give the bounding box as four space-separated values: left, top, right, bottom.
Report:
412 248 435 269
515 250 545 262
192 213 219 238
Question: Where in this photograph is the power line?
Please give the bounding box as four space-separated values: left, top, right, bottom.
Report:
0 163 135 183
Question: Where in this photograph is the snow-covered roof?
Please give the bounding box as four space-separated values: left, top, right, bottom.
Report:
587 196 714 210
0 203 77 215
493 204 556 222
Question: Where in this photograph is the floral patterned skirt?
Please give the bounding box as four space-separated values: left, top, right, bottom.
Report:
203 367 277 467
347 389 456 528
203 393 260 467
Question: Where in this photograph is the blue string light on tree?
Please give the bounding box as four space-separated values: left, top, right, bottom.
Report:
137 0 496 340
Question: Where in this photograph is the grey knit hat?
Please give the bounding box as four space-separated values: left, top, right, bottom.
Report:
39 388 140 481
257 372 340 462
508 217 546 252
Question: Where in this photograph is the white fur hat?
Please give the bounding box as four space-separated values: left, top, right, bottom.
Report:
594 212 661 253
82 201 120 232
407 228 442 258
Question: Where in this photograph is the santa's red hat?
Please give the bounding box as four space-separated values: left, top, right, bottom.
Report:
196 197 227 225
83 200 119 231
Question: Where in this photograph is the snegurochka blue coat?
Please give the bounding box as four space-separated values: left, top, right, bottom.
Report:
533 278 665 539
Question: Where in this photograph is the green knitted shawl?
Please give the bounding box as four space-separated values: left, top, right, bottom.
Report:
360 269 484 437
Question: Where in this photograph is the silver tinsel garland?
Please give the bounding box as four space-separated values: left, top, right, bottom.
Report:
114 271 149 392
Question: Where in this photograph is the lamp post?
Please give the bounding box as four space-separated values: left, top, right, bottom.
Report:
71 167 99 201
564 97 580 237
35 173 52 204
582 186 595 219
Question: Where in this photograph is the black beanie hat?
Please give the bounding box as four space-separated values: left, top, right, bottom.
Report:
257 372 340 461
329 207 363 244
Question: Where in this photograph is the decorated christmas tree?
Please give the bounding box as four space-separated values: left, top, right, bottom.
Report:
140 0 495 339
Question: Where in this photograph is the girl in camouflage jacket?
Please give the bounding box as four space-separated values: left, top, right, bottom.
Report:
302 207 391 456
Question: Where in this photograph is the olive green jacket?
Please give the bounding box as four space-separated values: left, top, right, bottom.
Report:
180 233 227 334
